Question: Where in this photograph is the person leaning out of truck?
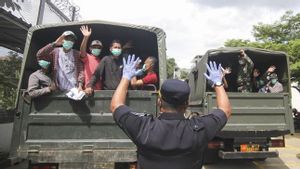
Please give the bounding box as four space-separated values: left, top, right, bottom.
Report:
36 30 84 92
130 56 158 90
24 59 57 99
79 25 103 90
237 49 254 92
85 40 123 94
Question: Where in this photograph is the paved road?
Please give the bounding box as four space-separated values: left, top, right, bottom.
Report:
3 132 300 169
203 132 300 169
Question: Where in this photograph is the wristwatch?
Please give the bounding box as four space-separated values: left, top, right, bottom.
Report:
214 81 223 87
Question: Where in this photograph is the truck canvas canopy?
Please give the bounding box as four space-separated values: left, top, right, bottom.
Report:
19 20 167 90
189 47 291 104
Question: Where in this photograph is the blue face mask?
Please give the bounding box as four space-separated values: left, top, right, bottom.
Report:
38 60 50 69
62 40 74 50
91 48 101 56
111 49 122 56
271 79 277 85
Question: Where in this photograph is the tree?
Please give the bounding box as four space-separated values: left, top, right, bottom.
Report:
0 51 22 109
180 69 189 80
224 10 300 81
253 11 300 43
166 57 178 79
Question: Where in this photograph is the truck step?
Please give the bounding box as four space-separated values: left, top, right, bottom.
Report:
218 150 278 159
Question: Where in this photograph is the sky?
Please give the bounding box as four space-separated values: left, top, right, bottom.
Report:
72 0 300 69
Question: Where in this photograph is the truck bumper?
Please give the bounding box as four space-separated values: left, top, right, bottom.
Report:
218 150 279 159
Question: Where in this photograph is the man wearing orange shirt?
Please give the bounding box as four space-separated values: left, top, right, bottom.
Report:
80 25 103 90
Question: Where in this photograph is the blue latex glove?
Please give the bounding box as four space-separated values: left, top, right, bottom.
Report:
122 54 140 80
204 61 222 86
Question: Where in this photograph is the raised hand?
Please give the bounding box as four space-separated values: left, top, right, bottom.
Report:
80 25 92 37
122 54 140 80
54 34 65 46
204 61 222 86
267 65 276 73
222 67 231 75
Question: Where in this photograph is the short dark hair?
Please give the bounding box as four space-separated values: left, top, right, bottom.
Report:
110 40 122 48
148 56 157 68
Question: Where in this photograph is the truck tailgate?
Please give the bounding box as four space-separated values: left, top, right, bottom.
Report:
206 92 294 136
11 90 157 163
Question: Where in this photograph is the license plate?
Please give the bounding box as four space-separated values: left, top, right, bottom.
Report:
240 144 260 152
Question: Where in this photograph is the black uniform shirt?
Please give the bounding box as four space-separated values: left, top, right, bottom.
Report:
113 105 227 169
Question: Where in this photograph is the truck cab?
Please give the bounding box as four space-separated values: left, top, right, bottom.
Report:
10 21 167 169
188 47 294 161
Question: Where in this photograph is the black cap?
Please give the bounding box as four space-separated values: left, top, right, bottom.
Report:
160 79 190 105
269 73 278 80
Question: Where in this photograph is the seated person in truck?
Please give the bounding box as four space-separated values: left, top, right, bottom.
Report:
252 68 265 92
122 40 135 61
25 60 57 98
36 31 84 91
80 25 103 90
262 65 276 83
260 73 283 93
131 56 158 90
237 49 254 92
85 40 123 94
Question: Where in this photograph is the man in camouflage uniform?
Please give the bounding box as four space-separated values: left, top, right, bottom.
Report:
237 49 254 92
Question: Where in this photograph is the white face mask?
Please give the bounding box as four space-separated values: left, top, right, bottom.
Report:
111 49 122 56
91 48 101 56
62 40 74 50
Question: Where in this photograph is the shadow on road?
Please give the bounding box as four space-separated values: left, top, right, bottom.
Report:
204 158 290 169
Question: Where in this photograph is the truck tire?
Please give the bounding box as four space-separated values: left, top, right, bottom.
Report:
203 148 219 164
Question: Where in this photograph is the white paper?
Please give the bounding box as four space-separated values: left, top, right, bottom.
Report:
66 88 85 100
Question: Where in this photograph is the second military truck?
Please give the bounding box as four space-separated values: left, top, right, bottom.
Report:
188 47 294 161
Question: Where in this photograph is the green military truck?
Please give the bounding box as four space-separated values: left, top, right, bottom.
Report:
10 21 166 169
188 47 295 161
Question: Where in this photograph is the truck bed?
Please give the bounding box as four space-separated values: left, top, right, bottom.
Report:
10 90 158 163
206 92 294 138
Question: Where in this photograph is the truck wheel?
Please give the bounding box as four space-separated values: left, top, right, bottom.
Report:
203 149 219 164
114 162 137 169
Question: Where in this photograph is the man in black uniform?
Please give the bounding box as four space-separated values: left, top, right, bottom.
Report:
111 56 232 169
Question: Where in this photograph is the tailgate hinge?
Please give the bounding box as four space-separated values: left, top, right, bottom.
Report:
82 145 94 153
28 145 41 154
